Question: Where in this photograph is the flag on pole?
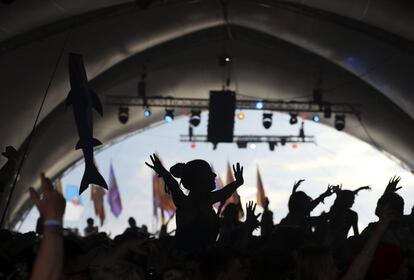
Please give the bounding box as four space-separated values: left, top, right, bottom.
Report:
256 165 266 207
91 158 106 225
91 185 106 226
108 163 122 217
152 155 176 224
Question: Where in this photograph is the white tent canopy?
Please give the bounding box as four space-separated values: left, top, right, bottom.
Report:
1 0 414 227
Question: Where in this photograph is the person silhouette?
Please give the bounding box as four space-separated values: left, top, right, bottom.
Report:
280 180 338 231
323 186 370 251
146 154 244 252
260 197 274 237
218 203 243 246
84 217 98 237
124 217 140 234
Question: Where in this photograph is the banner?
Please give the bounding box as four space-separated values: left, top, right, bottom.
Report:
108 163 122 217
256 165 266 207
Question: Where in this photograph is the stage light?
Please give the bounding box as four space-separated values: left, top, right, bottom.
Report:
143 108 151 117
164 109 174 122
236 141 247 149
269 142 276 151
281 138 287 146
237 112 245 120
335 115 346 131
118 106 129 125
250 143 257 149
312 114 320 122
289 113 298 125
262 113 273 129
189 109 201 127
256 101 264 109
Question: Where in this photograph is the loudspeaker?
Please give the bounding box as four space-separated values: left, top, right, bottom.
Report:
207 90 236 144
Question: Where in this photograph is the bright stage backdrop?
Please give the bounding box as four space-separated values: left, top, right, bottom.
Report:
17 111 414 236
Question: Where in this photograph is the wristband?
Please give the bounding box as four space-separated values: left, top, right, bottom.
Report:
44 224 63 235
44 219 62 227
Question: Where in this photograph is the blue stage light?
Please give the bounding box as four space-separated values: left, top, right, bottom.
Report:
312 114 321 122
256 101 264 109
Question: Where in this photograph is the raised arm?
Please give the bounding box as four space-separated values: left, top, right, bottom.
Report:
352 211 359 236
211 163 244 204
310 184 339 211
145 154 185 206
30 174 66 280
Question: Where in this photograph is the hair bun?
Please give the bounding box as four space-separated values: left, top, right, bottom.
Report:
170 163 185 178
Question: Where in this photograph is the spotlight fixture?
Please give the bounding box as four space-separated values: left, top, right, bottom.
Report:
143 108 151 117
312 114 321 122
249 143 257 149
189 109 201 127
269 141 277 151
118 106 129 125
164 109 175 122
237 112 245 120
236 141 247 149
289 113 298 125
256 101 264 110
262 113 273 129
335 115 346 131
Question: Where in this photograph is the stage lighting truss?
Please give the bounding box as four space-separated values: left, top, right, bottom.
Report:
106 95 359 116
180 134 315 150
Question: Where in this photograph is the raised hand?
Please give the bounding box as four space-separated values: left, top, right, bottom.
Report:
384 175 402 194
292 179 305 193
145 153 167 175
232 162 244 185
29 174 66 221
245 201 261 231
324 184 341 196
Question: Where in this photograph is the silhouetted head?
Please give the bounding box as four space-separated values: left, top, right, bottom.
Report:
333 190 355 209
128 217 136 227
264 197 270 209
288 191 312 216
87 218 94 226
375 192 404 218
222 203 239 224
332 186 370 211
170 159 216 193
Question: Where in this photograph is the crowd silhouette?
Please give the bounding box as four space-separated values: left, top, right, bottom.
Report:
0 156 413 280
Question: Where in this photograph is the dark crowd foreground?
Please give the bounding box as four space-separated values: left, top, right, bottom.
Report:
1 155 413 280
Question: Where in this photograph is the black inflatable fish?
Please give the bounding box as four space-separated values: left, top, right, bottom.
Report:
66 53 108 194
